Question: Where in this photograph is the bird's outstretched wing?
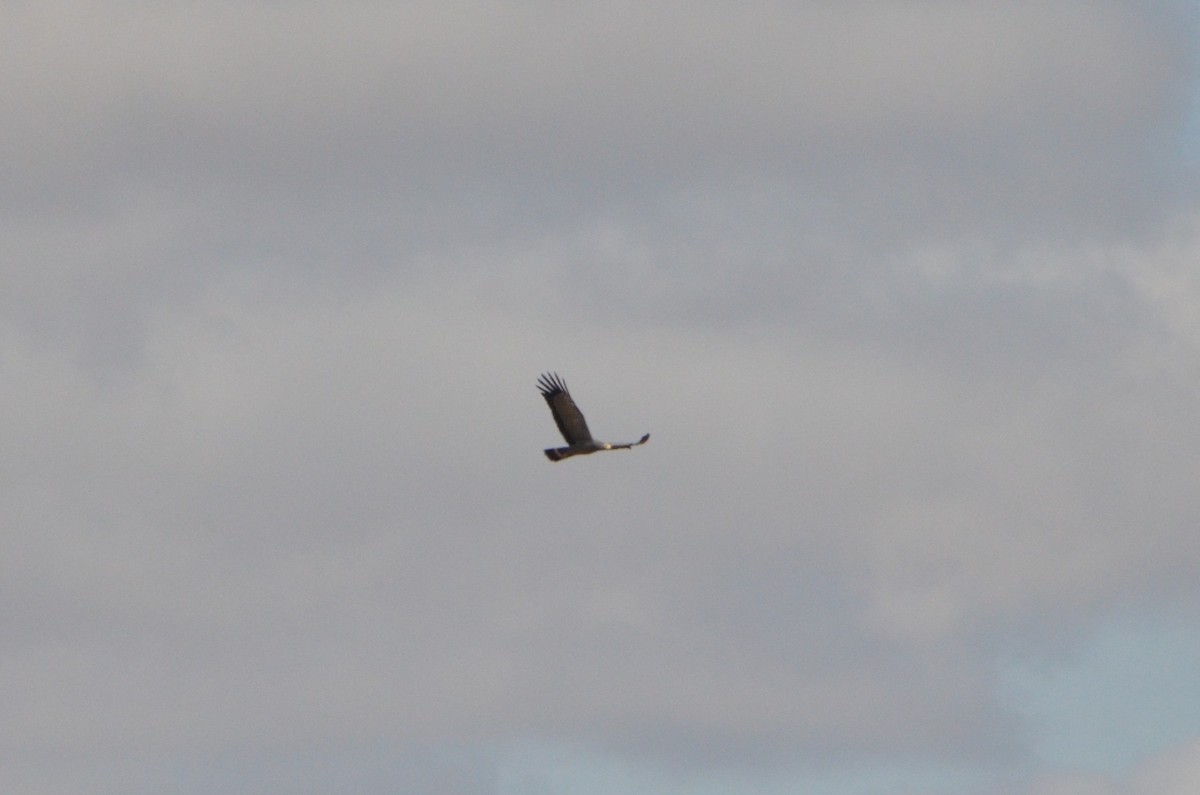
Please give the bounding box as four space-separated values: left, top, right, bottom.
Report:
609 433 650 450
537 372 593 445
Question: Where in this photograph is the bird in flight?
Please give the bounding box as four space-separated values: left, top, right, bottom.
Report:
537 372 650 462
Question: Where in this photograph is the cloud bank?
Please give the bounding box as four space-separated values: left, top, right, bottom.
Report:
2 2 1199 792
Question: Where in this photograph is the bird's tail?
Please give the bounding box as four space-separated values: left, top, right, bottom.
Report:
544 447 574 462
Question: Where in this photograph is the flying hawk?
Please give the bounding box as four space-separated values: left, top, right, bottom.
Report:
537 372 650 462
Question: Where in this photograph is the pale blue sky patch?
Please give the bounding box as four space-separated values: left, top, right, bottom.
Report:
997 601 1200 777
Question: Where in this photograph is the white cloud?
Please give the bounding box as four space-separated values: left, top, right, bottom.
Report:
1128 739 1200 795
1026 739 1200 795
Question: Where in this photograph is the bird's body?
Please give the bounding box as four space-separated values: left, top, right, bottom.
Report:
537 372 650 462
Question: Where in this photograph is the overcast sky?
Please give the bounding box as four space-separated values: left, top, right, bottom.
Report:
4 2 1200 793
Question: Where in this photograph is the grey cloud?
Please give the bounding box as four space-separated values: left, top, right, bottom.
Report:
3 3 1189 224
3 2 1200 793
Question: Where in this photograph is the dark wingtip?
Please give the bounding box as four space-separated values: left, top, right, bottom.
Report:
639 433 650 444
537 371 568 398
